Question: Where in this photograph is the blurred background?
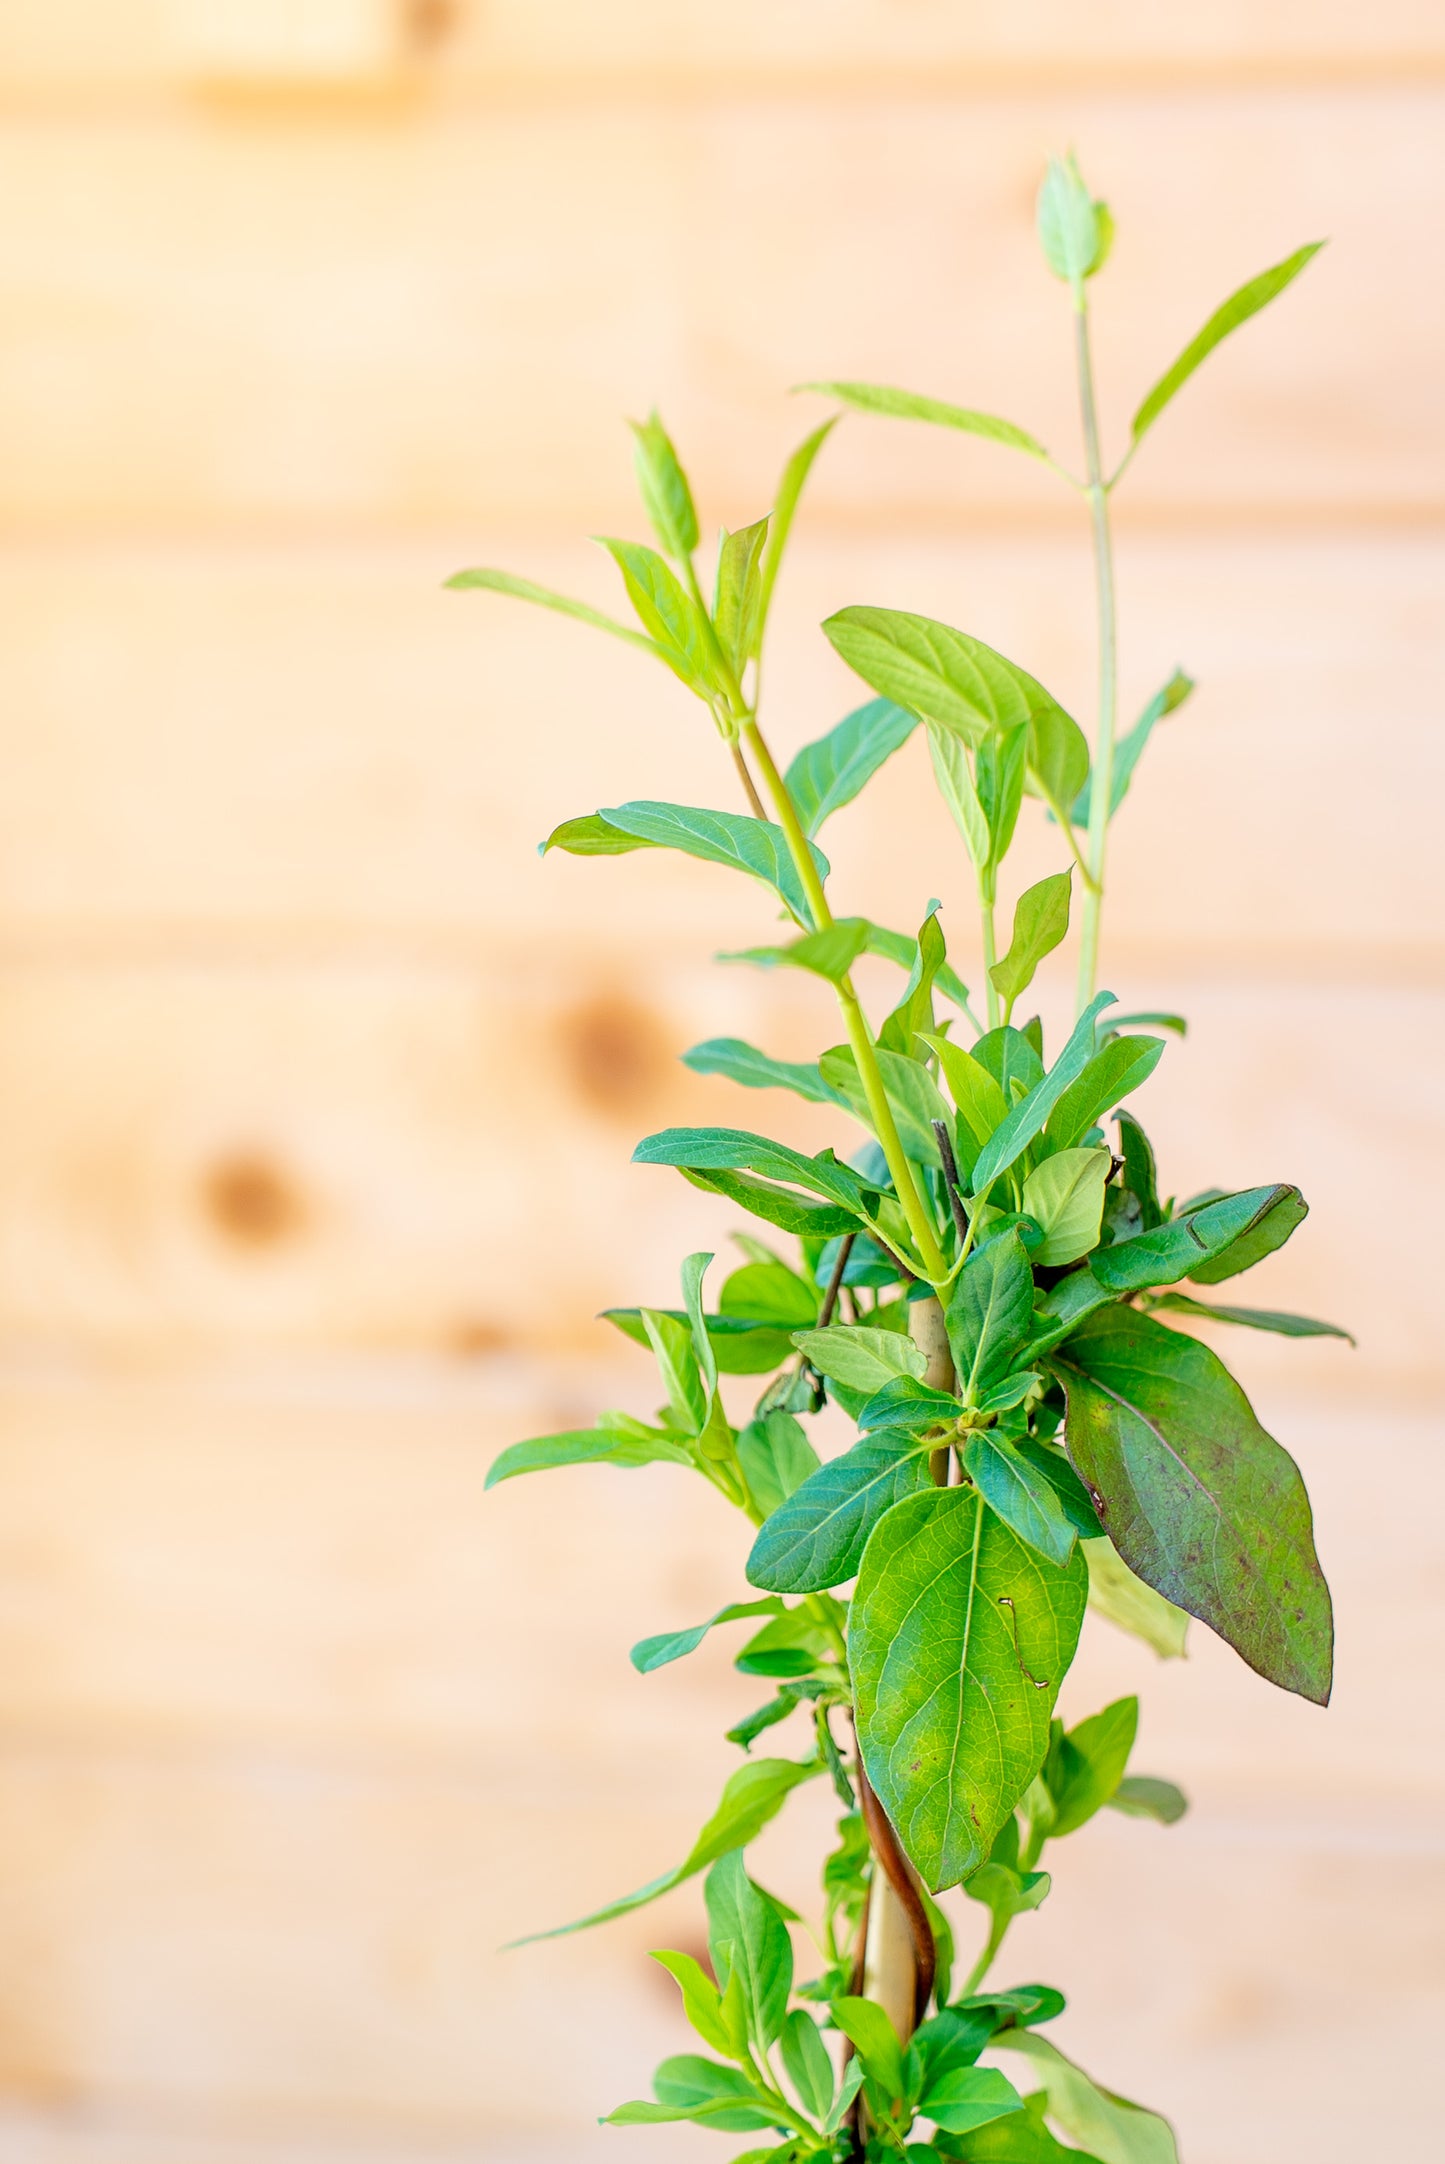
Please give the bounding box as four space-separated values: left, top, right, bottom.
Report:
0 3 1442 2160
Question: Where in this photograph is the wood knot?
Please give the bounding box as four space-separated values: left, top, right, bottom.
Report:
202 1151 305 1249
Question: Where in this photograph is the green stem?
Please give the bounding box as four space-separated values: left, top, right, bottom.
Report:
1072 289 1118 1018
741 719 948 1282
979 871 1001 1032
961 1909 1012 2000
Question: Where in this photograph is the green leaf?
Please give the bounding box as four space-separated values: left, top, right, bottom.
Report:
831 1995 906 2105
540 811 656 858
927 1034 1010 1159
879 901 947 1055
979 723 1030 870
1044 1038 1164 1156
746 1433 936 1594
921 2066 1026 2137
597 535 720 696
512 1756 820 1942
1114 1109 1163 1232
1072 672 1195 827
706 1851 794 2051
602 2095 773 2130
653 2053 781 2132
990 874 1073 1012
792 1323 927 1394
972 1025 1045 1103
1108 1775 1188 1826
993 2032 1180 2164
682 1037 846 1109
1056 1307 1333 1703
927 719 990 868
586 801 828 925
1011 1438 1102 1539
954 2099 1105 2164
634 1128 881 1217
738 1412 824 1509
964 1433 1078 1567
734 1607 833 1678
785 698 920 838
803 380 1056 466
946 1232 1035 1400
1037 154 1104 285
962 1859 1051 1941
1026 1272 1115 1364
1082 1538 1189 1660
823 2058 866 2138
859 918 974 1014
650 1949 736 2057
1089 1183 1305 1293
1131 242 1324 447
823 608 1068 749
1043 1697 1138 1838
486 1418 691 1488
602 1304 797 1378
714 518 771 673
851 1487 1088 1889
681 1249 720 1400
632 1599 783 1675
819 1043 951 1167
1185 1185 1309 1285
728 918 870 984
910 2004 995 2087
723 1261 819 1331
780 2009 835 2120
1151 1291 1354 1343
677 1164 862 1240
630 410 700 561
642 1307 707 1434
757 416 838 646
970 995 1117 1197
1021 1149 1111 1268
443 565 657 654
1025 707 1091 820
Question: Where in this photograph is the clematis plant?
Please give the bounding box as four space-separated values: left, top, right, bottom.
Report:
463 155 1341 2163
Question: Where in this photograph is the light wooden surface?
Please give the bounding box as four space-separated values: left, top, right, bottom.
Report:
0 8 1441 2162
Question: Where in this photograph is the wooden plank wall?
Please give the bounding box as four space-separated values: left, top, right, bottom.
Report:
0 6 1440 2160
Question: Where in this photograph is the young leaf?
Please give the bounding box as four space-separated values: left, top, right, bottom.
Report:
964 1431 1078 1566
927 718 990 868
1130 242 1324 448
926 1034 1010 1156
791 1324 927 1393
1083 1538 1189 1660
1151 1291 1354 1343
1089 1182 1305 1294
850 1487 1088 1889
946 1231 1035 1400
444 565 656 653
830 1995 906 2105
978 723 1030 869
823 608 1067 748
1108 1775 1188 1826
1044 1037 1164 1155
1072 671 1195 827
583 800 828 926
879 901 947 1054
802 380 1056 467
780 2008 835 2119
859 918 974 1013
597 536 719 694
1056 1307 1333 1703
706 1850 794 2051
642 1307 707 1434
1021 1148 1111 1267
650 1948 737 2057
729 918 871 983
714 517 771 672
652 2053 781 2131
486 1419 692 1489
631 1599 784 1676
734 1607 833 1678
746 1432 935 1594
990 873 1073 1011
1043 1697 1139 1838
972 1025 1046 1102
630 410 700 561
784 698 919 838
512 1756 820 1942
683 1037 846 1109
757 416 838 640
970 994 1118 1197
738 1413 823 1518
1036 153 1105 286
822 2057 866 2137
1024 706 1091 819
993 2031 1180 2164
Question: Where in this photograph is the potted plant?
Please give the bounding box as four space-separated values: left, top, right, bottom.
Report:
460 154 1340 2163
